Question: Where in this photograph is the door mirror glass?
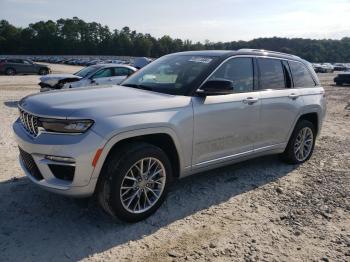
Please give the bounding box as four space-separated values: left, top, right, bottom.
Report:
197 80 234 96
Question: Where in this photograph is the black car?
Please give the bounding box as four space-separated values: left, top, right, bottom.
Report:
334 72 350 86
0 59 50 75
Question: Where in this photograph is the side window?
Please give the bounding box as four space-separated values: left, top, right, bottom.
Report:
114 67 131 76
289 61 316 87
92 68 113 79
209 57 254 93
8 59 21 63
23 60 31 65
258 58 285 89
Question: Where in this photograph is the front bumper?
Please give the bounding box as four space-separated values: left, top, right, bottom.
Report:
13 118 107 197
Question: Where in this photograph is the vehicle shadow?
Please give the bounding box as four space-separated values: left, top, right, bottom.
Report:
0 155 296 261
3 100 19 108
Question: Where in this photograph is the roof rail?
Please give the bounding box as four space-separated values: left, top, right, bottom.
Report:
238 49 299 58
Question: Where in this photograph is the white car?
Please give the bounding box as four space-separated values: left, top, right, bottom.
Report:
39 64 137 92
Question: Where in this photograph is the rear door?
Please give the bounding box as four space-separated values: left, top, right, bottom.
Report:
192 57 261 167
110 67 133 84
7 59 26 73
256 57 304 150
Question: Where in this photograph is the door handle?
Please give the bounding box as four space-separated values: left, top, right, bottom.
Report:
242 97 259 104
288 93 299 100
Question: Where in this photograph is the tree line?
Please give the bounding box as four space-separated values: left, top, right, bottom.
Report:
1 17 350 62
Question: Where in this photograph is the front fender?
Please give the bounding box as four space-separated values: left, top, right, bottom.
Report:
90 126 188 180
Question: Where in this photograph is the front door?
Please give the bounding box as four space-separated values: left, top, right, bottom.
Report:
90 68 114 86
192 57 260 167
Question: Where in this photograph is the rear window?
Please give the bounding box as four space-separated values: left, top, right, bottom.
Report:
289 61 316 87
258 58 285 89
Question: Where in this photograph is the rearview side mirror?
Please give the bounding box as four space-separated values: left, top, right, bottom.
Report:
197 80 234 96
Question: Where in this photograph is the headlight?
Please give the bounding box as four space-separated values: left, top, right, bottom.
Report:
38 118 94 133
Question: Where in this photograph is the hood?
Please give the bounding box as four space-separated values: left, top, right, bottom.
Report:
40 74 81 82
19 85 191 119
35 63 49 68
40 74 81 86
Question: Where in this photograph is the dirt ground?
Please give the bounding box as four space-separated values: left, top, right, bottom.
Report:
0 64 349 262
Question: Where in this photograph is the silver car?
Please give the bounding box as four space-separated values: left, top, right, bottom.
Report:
13 49 326 222
39 64 137 91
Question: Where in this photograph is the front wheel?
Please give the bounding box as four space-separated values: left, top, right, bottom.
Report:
38 68 49 75
98 143 172 222
282 120 316 164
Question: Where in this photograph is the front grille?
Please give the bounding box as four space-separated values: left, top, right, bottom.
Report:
19 108 39 136
19 147 44 180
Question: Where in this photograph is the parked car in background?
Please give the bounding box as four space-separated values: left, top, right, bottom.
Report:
133 57 153 69
14 49 325 222
334 72 350 86
333 63 348 71
39 64 136 91
313 63 334 73
0 58 50 75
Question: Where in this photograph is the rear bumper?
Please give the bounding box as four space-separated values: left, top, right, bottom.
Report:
13 118 107 197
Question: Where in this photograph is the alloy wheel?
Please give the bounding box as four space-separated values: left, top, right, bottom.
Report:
120 157 166 214
294 127 313 162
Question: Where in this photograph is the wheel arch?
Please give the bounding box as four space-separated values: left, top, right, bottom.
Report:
298 112 319 135
92 127 183 182
5 67 16 74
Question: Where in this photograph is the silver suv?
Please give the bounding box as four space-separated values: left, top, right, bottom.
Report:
13 49 326 222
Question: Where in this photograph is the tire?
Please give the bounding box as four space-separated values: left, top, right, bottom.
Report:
97 143 173 222
5 68 16 75
282 120 316 164
336 82 343 86
39 68 49 75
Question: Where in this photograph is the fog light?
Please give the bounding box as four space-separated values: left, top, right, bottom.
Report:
45 155 75 163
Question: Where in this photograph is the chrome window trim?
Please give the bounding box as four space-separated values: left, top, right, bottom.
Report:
196 55 318 94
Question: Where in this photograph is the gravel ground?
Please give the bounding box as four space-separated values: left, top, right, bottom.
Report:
0 66 349 262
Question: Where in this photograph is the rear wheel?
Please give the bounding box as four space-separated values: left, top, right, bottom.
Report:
98 143 172 222
282 120 316 164
5 68 16 75
335 81 343 86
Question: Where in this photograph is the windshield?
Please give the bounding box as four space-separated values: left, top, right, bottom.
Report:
74 65 101 78
122 54 217 95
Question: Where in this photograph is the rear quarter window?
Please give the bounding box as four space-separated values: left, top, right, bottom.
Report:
289 61 316 88
258 58 285 90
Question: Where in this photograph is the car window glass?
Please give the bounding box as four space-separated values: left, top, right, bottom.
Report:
114 67 131 76
289 61 316 87
209 57 254 93
23 60 31 64
258 58 285 89
92 68 113 79
8 59 21 63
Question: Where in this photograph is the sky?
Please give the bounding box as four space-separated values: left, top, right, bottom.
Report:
0 0 350 42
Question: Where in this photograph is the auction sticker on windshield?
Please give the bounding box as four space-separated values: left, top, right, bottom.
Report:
189 57 213 63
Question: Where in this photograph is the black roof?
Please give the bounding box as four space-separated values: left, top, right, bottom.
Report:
170 49 303 62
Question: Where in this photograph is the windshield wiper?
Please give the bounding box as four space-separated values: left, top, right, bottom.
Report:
122 83 154 91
